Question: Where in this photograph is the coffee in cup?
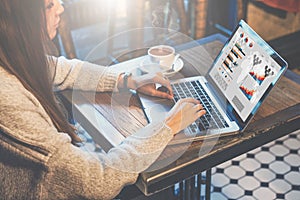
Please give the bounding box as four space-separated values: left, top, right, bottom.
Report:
148 45 175 70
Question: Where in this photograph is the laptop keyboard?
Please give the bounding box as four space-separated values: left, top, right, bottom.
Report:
172 80 229 134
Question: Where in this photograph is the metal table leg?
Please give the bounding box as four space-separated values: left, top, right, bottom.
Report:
205 169 212 200
176 169 212 200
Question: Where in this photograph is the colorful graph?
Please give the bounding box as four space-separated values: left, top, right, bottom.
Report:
240 85 256 100
250 65 275 85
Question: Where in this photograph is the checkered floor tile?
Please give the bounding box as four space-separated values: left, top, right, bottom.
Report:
211 130 300 200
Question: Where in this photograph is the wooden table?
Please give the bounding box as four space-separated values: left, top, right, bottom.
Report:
62 34 300 199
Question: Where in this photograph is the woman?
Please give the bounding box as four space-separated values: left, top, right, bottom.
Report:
0 0 205 199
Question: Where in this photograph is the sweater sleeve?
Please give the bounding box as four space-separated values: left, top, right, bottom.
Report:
45 122 173 200
49 56 121 92
0 67 173 200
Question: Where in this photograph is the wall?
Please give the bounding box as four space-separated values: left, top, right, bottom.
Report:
247 1 300 41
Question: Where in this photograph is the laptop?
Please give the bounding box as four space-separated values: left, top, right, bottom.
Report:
137 20 288 145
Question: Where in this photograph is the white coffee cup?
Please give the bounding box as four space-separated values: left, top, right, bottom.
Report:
147 45 175 70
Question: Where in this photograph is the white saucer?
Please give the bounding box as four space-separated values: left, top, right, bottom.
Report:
163 58 184 77
139 57 184 77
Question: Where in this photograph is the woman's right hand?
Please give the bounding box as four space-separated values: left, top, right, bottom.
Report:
165 98 206 135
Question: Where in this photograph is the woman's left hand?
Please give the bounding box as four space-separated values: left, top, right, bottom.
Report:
128 72 173 100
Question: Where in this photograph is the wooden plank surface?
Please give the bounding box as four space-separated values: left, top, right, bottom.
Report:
63 37 300 194
69 41 300 182
74 39 300 145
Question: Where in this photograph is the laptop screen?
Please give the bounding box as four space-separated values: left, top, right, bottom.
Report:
208 20 287 128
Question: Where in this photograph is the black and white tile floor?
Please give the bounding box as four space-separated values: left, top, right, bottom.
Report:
210 130 300 200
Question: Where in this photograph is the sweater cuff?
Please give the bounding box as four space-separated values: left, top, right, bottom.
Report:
97 68 122 92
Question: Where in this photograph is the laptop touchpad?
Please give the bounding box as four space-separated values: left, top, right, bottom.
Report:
139 94 174 123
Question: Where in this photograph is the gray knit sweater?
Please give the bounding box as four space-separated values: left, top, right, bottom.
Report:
0 56 173 200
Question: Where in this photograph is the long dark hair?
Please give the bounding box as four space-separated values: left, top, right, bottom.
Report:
0 0 81 144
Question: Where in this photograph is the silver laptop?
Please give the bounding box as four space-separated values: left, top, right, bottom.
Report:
138 20 288 145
